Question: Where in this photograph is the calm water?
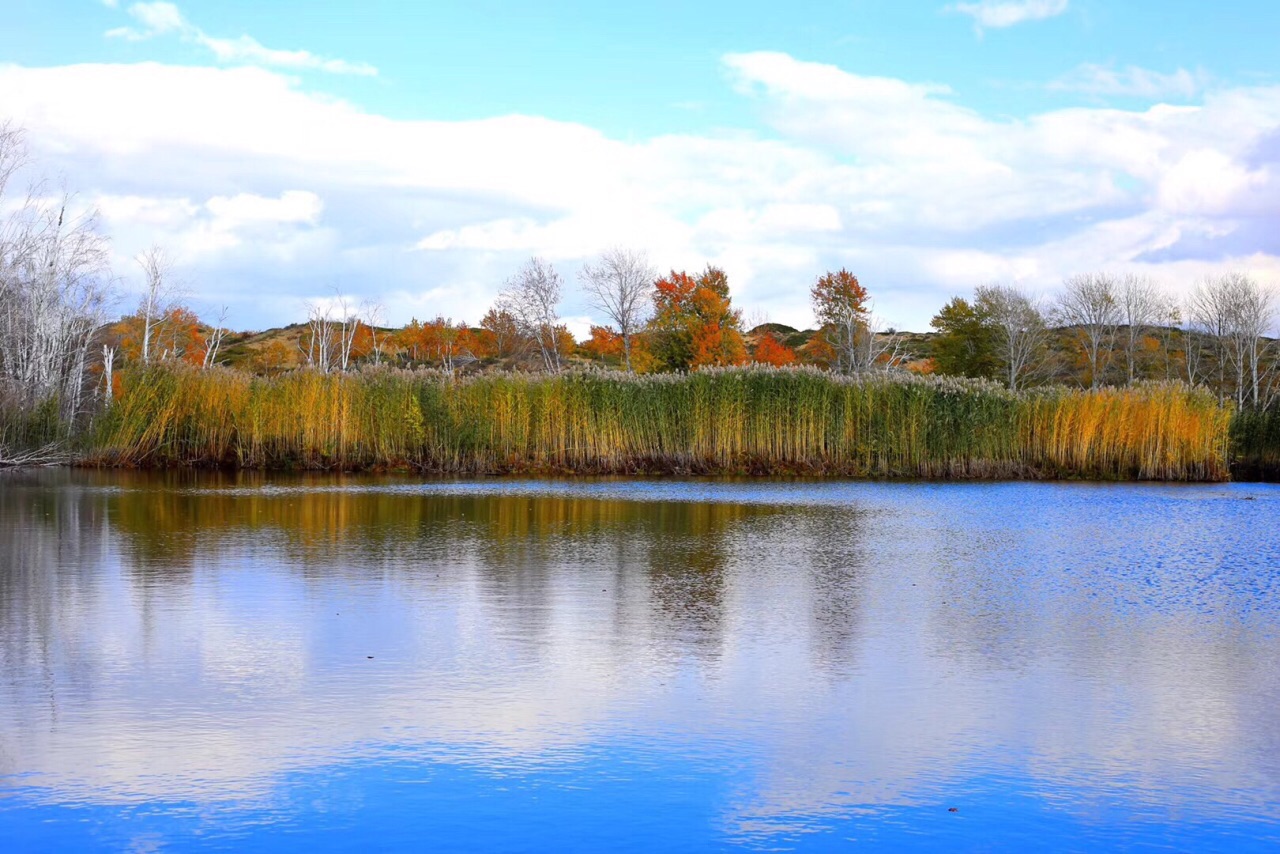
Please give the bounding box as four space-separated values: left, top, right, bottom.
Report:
1 472 1278 852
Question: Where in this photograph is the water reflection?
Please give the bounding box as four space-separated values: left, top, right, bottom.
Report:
1 471 1278 850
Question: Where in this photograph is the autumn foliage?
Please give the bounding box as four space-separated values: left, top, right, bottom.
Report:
752 331 797 366
582 325 624 363
395 317 481 368
112 306 206 366
810 269 869 328
649 266 747 371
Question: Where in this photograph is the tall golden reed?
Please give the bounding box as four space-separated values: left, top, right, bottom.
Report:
90 364 1232 480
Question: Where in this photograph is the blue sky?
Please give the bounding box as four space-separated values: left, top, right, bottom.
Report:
3 0 1279 332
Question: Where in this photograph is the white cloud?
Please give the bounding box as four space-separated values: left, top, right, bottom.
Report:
106 2 376 76
949 0 1069 31
87 188 329 296
1156 150 1260 215
3 52 1280 332
105 0 184 40
1050 64 1207 100
205 190 323 229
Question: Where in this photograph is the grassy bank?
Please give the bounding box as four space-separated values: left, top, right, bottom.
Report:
84 365 1231 480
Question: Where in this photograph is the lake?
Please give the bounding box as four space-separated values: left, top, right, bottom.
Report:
1 471 1278 851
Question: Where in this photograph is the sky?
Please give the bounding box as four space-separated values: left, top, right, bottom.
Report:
2 0 1280 333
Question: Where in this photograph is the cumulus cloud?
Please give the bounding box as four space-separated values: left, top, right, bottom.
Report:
1049 64 1207 100
2 52 1280 331
106 2 376 76
949 0 1069 31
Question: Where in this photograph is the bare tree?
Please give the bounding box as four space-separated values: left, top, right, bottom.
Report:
839 313 904 374
304 301 335 372
201 305 230 369
101 343 116 402
975 284 1048 392
1177 298 1206 387
498 257 564 373
135 246 177 366
1056 273 1120 388
1117 275 1162 385
360 299 386 366
578 248 654 372
0 197 112 426
0 126 114 461
336 292 360 371
303 290 362 373
1186 273 1275 407
0 121 25 202
1216 273 1276 409
1188 277 1233 402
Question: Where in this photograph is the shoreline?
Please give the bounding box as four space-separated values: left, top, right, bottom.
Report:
5 457 1258 483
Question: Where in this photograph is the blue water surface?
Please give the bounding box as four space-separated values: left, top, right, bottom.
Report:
1 472 1277 851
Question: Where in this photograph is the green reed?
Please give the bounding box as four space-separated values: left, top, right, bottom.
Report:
1230 407 1280 480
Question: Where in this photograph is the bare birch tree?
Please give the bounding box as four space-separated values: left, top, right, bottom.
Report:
335 292 360 372
578 248 654 372
0 124 113 461
837 313 904 374
975 284 1047 392
201 305 230 369
1177 298 1206 387
360 300 385 366
135 246 177 365
498 257 564 373
1117 275 1162 385
0 191 112 424
304 301 334 372
304 290 362 373
1188 274 1244 405
1056 273 1120 388
1212 273 1276 409
101 343 116 403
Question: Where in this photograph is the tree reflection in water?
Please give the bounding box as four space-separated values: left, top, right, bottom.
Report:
0 471 1278 850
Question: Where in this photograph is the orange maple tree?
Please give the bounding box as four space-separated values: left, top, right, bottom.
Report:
752 331 797 366
649 266 746 371
582 325 624 363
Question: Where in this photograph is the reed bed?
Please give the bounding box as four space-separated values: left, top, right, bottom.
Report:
88 364 1232 481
